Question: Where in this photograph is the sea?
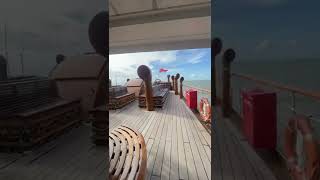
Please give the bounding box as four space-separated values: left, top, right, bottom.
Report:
216 59 320 155
183 80 211 110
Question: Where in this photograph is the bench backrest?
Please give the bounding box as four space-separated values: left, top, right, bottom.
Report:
0 78 59 118
109 86 128 98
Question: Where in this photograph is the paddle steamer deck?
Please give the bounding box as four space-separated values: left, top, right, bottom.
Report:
0 91 278 180
110 91 211 180
111 91 277 180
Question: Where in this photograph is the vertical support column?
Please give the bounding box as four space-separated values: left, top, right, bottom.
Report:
171 75 175 91
167 74 170 83
175 73 180 95
138 65 154 111
212 38 222 105
222 49 236 117
180 77 184 99
109 79 112 88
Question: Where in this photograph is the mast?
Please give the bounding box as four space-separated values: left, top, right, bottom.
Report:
0 24 2 54
4 23 9 76
20 47 24 75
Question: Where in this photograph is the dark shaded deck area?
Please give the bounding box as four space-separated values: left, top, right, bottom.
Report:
0 125 107 180
213 107 278 180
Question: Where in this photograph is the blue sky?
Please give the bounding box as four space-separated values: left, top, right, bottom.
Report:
213 0 320 61
109 48 211 85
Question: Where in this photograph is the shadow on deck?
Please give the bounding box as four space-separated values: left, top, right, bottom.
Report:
213 106 278 180
0 125 107 180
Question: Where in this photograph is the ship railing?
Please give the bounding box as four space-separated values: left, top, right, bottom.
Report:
182 84 211 111
230 72 320 159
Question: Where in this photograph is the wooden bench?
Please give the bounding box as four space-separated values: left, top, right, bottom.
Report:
109 126 147 180
138 84 169 108
109 86 135 110
0 77 81 151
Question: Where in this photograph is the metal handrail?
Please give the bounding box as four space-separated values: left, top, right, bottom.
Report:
183 84 211 94
232 72 320 122
232 73 320 101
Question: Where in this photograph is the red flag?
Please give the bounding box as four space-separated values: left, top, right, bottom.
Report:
159 68 168 73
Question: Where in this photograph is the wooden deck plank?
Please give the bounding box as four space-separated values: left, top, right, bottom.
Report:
169 95 180 180
183 105 210 180
176 100 189 180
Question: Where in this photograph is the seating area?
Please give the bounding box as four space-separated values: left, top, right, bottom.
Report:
108 86 135 110
109 125 147 180
138 84 169 108
0 77 81 151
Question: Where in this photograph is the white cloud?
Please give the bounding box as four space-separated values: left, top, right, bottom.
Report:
109 50 178 78
186 49 207 64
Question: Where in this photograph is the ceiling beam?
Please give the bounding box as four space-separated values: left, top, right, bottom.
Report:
110 16 210 54
109 2 210 27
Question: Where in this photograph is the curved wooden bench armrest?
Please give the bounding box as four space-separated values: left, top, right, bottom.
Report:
109 126 147 180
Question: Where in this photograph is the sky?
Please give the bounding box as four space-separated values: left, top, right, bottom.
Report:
109 48 211 85
213 0 320 61
0 0 106 76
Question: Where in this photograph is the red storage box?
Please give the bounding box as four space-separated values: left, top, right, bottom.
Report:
241 89 277 149
185 89 197 109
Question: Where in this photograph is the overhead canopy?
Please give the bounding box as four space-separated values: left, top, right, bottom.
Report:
109 0 211 54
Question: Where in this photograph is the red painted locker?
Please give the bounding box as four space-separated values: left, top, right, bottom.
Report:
241 89 277 149
185 90 197 109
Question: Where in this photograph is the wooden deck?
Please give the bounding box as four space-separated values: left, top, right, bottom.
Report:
0 91 278 180
0 124 107 180
213 107 278 180
110 92 211 180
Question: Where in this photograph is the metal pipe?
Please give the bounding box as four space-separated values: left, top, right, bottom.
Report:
180 77 184 99
138 65 154 111
171 75 174 91
212 38 222 105
222 49 236 117
175 73 180 95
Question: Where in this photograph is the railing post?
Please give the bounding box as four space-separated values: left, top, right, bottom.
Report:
171 75 174 91
212 38 222 105
175 73 180 95
137 65 154 111
222 49 236 117
180 77 184 99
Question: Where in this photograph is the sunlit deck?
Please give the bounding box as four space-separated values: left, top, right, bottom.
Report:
0 125 107 180
110 92 211 180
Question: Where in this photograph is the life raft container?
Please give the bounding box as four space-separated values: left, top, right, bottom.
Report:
199 98 211 122
284 115 320 180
